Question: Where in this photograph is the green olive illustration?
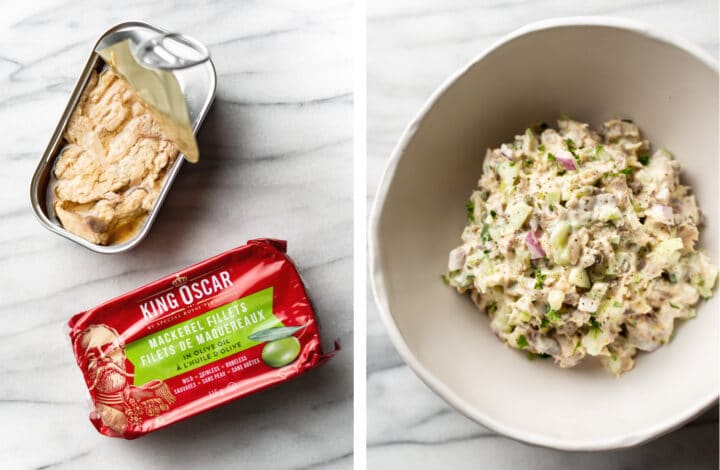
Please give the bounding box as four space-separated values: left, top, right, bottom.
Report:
261 336 301 368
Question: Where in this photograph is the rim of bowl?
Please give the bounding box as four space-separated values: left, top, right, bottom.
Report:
369 16 719 451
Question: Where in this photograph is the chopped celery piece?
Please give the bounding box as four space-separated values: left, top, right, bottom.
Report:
518 310 531 323
653 238 683 265
597 298 625 324
656 238 683 256
550 221 571 248
497 161 519 188
546 190 561 207
555 246 571 266
588 282 609 300
548 289 565 310
596 147 613 161
491 305 511 333
506 201 532 230
569 267 590 288
582 328 610 356
597 204 621 222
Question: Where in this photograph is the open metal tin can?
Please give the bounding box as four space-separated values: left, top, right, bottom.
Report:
30 21 217 253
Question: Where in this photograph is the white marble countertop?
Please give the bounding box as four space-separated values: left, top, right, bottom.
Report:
0 1 352 469
367 0 718 468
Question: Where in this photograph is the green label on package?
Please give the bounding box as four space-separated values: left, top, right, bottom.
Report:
125 287 282 385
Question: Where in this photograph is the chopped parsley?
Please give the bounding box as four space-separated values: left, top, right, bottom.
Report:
565 138 580 162
516 335 529 349
524 159 533 167
670 303 680 309
466 200 475 222
489 210 497 219
613 300 622 308
639 153 650 165
547 152 556 162
594 144 604 157
440 274 450 285
540 318 550 329
546 308 561 323
509 161 516 167
589 316 602 331
483 249 490 254
487 302 497 314
533 270 547 289
619 167 634 175
480 223 492 242
538 144 546 152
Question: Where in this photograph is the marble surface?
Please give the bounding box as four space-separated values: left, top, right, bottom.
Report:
0 1 352 469
367 0 718 469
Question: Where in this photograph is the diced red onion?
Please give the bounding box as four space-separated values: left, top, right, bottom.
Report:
556 150 577 171
525 231 546 259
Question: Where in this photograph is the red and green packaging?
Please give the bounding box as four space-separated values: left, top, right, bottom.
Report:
68 239 336 439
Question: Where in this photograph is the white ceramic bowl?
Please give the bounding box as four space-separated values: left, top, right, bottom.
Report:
370 17 718 451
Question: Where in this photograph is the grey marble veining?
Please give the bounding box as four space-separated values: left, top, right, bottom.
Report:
0 1 352 469
367 0 718 469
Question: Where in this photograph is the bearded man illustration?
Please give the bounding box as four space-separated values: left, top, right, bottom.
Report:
73 324 175 434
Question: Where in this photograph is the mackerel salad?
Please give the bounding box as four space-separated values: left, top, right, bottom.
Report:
445 118 717 375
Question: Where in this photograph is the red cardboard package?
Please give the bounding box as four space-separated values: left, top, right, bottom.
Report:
68 239 335 438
